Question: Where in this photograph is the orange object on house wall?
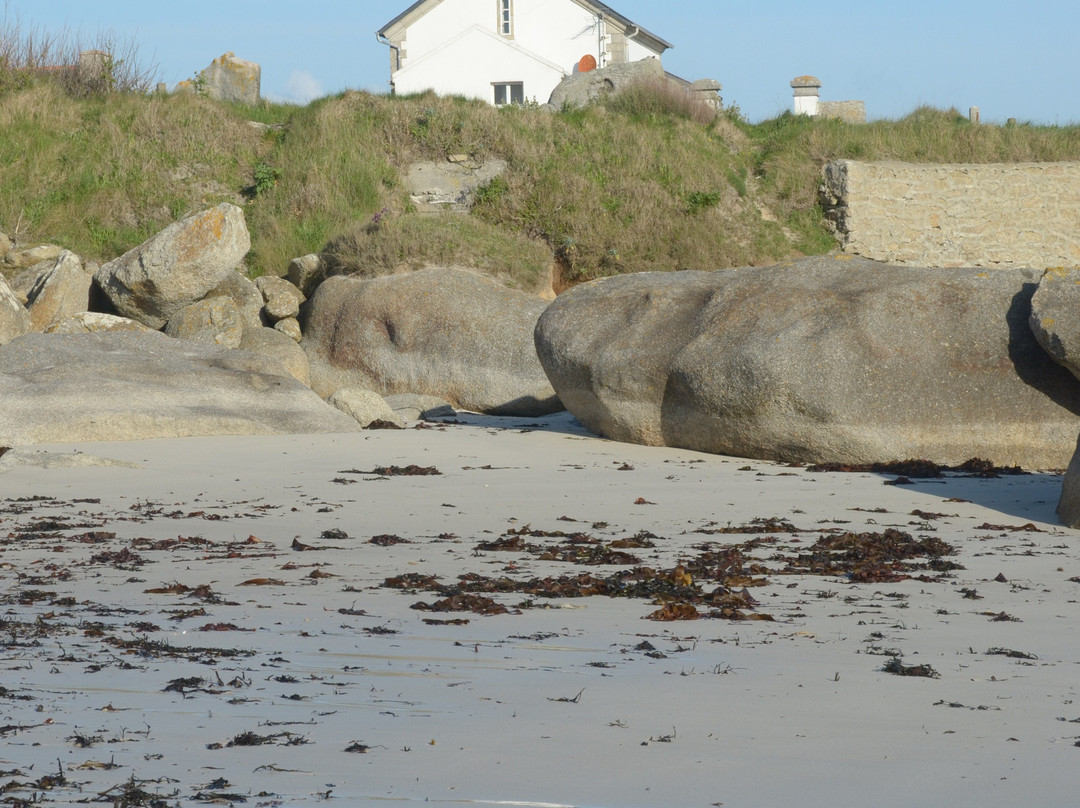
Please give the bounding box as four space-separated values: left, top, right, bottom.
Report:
578 54 597 73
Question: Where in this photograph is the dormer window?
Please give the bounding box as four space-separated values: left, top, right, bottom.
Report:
499 0 513 37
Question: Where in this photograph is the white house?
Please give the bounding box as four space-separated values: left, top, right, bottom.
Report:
376 0 672 105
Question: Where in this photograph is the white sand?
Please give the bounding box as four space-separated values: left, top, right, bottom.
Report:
1 413 1078 807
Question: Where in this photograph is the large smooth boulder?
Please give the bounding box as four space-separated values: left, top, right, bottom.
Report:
535 256 1080 468
26 250 93 332
0 275 31 345
0 331 359 444
94 204 251 329
302 267 561 416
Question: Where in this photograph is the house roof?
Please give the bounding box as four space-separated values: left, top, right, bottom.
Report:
378 0 672 53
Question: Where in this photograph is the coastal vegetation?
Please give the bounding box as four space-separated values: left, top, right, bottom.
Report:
4 20 1080 290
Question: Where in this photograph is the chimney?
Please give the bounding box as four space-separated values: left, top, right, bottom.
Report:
791 75 821 116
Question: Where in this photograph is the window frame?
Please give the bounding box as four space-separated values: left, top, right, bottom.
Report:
498 0 514 38
493 81 524 106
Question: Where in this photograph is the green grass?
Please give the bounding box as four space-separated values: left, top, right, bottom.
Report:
5 67 1080 291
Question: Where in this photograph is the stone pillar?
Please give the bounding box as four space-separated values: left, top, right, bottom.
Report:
969 106 980 124
78 50 108 79
692 78 723 111
791 75 821 116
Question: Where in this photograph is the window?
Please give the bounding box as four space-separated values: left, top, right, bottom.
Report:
499 0 513 37
493 82 524 105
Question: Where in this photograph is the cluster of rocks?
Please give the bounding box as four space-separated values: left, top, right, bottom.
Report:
0 204 559 443
7 205 1080 525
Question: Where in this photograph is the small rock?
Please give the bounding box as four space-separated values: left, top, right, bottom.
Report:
239 326 310 386
25 251 93 332
3 244 63 270
328 387 405 429
0 275 31 345
164 297 244 348
274 317 302 342
256 275 304 322
204 270 265 330
287 254 325 297
383 393 456 421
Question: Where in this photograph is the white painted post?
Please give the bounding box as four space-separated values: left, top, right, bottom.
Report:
791 76 822 116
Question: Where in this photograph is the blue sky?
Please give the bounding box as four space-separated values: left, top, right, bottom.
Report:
5 0 1078 123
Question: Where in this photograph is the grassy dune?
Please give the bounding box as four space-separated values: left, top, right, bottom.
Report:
4 63 1080 292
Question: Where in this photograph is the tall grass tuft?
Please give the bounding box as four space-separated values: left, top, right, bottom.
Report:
601 77 717 126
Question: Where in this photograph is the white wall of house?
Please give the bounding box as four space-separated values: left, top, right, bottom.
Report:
390 0 664 105
625 39 655 63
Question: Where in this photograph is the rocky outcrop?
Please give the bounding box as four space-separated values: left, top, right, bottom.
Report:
535 255 1080 469
547 58 664 110
302 267 562 416
178 52 261 105
94 203 251 329
0 331 358 444
407 157 508 212
0 275 31 345
25 250 93 332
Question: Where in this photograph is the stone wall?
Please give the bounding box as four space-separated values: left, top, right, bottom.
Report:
816 100 865 124
822 160 1080 268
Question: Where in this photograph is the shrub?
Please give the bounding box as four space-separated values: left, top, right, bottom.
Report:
0 11 158 97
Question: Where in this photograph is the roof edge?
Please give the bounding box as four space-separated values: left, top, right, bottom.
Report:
379 1 672 52
575 0 673 52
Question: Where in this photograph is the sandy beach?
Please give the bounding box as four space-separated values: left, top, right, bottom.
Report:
2 413 1078 807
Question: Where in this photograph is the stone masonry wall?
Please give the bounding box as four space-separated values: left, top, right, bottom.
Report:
816 100 865 124
822 160 1080 268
